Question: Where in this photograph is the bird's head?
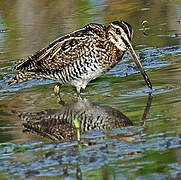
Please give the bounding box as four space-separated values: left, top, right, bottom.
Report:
107 20 152 90
107 21 133 52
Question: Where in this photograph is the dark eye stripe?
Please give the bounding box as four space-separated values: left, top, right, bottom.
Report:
112 21 133 41
120 24 131 41
122 21 132 41
121 37 130 49
116 28 121 35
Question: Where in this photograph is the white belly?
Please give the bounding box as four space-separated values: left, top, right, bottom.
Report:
70 67 104 90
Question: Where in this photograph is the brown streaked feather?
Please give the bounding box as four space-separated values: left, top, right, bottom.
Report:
15 23 107 72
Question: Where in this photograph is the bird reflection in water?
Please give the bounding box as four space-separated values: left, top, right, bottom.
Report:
14 93 152 142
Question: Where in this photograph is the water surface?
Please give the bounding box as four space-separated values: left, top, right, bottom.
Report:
1 0 181 179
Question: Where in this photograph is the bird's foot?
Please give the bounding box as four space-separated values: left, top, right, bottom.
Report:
77 94 82 100
54 85 60 96
76 88 83 100
54 85 65 105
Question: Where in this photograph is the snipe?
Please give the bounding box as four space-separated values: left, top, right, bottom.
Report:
9 21 152 96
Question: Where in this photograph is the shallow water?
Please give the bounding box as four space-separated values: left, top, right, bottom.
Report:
1 0 181 179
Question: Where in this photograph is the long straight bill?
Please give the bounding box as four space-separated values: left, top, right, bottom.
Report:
127 43 152 89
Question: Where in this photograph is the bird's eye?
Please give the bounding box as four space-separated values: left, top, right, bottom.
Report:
116 28 121 35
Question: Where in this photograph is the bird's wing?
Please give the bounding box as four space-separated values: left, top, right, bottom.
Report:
15 23 107 72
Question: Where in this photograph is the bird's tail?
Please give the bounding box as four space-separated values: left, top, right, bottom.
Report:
8 71 37 85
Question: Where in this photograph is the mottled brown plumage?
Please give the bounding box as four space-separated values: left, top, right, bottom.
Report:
10 21 152 95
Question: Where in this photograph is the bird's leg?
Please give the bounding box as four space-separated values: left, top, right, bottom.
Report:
76 87 82 100
54 84 65 105
54 84 60 96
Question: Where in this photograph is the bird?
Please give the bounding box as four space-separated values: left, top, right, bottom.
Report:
9 20 152 96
